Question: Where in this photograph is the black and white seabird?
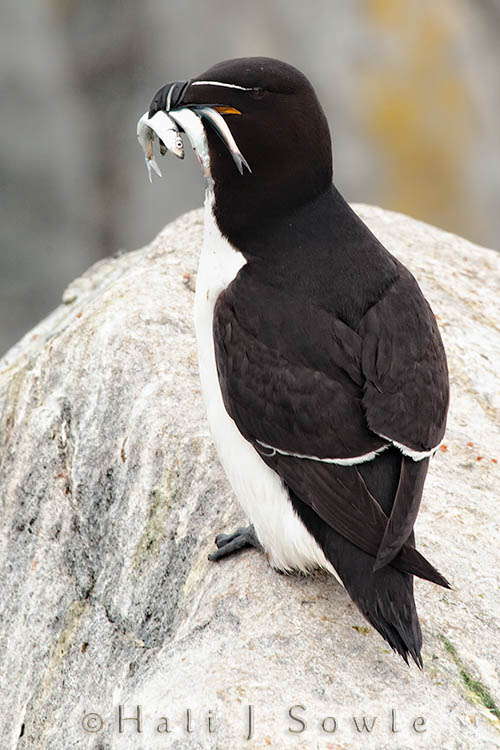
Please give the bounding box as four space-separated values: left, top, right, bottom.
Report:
146 57 450 667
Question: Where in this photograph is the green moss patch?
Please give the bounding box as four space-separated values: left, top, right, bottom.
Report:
352 625 371 635
133 467 179 569
440 635 500 721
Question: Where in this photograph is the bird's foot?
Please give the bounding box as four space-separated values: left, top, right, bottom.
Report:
208 524 262 561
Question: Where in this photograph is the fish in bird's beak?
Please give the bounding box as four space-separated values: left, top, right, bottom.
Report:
136 110 184 183
136 80 251 181
194 106 251 175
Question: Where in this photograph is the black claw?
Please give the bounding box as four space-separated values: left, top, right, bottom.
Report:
214 526 250 548
208 524 261 561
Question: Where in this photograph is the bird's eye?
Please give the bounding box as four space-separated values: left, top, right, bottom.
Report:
252 87 265 99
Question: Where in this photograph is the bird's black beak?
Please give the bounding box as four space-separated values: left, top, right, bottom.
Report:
149 80 242 119
148 80 192 119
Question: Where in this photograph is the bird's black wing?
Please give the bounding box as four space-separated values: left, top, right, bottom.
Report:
359 263 449 453
213 264 448 585
214 280 385 462
358 263 449 567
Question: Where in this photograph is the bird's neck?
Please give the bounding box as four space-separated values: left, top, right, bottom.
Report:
205 124 333 248
208 182 400 328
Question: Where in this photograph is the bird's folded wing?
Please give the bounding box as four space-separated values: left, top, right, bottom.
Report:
359 264 449 455
358 265 449 566
213 280 385 462
213 268 448 583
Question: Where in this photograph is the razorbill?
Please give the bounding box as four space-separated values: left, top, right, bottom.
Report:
146 56 450 667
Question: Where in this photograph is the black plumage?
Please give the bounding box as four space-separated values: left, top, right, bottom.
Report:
149 57 450 666
213 186 448 575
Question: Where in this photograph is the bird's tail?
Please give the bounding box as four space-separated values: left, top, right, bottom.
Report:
274 447 446 666
289 487 424 665
330 533 423 667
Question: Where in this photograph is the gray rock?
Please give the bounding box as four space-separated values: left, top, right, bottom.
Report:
0 205 499 749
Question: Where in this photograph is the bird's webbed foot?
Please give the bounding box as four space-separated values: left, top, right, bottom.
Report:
208 524 262 561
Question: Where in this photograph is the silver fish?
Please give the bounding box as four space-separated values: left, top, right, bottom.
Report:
136 110 184 182
136 114 162 183
136 102 250 182
168 107 211 177
195 106 251 175
147 110 184 159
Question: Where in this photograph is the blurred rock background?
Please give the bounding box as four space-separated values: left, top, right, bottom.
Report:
1 0 499 356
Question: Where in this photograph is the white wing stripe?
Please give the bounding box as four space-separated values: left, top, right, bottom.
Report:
255 440 389 466
375 433 439 461
256 435 440 464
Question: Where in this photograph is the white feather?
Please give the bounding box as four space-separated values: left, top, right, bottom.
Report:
194 186 341 580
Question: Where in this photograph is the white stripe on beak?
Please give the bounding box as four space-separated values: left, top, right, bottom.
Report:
191 80 252 91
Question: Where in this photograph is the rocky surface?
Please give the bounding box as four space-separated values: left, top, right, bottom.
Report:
0 205 499 749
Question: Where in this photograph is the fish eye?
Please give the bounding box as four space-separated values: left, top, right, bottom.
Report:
175 138 183 149
252 86 265 99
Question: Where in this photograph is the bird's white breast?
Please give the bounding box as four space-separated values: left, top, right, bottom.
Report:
194 188 339 579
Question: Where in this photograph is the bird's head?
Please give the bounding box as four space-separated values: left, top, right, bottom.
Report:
148 57 333 243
